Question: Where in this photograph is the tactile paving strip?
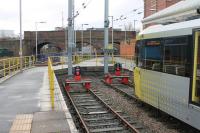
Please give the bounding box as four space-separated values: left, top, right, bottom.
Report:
9 114 33 133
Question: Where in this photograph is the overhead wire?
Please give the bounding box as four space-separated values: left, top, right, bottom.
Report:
74 0 93 19
113 7 143 22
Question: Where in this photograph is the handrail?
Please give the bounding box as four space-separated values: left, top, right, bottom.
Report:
0 56 35 79
49 55 135 69
48 57 55 109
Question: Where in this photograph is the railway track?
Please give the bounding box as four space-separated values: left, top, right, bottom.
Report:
101 79 137 100
56 71 200 133
60 80 149 133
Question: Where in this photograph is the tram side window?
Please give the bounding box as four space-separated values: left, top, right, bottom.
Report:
163 37 188 76
139 40 162 71
135 41 141 66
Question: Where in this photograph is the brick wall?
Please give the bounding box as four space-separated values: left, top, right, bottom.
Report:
144 0 181 28
120 39 136 57
144 0 181 18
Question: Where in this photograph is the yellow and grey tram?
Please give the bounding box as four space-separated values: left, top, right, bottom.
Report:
134 18 200 130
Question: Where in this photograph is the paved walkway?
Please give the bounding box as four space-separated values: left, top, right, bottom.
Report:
0 67 77 133
0 68 43 133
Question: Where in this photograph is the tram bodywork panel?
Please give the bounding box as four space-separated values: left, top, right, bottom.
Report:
134 68 200 130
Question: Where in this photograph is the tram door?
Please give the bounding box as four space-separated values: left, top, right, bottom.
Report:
192 31 200 104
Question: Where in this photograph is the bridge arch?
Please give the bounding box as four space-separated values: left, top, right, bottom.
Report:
33 41 64 58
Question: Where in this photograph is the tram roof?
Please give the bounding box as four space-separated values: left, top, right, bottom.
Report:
142 0 200 25
138 18 200 40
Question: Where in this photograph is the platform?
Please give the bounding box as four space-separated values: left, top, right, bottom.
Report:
0 67 77 133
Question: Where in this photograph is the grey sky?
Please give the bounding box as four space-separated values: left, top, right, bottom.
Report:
0 0 144 34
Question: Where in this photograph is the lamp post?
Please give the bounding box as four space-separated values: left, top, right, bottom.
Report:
19 0 23 71
89 28 92 56
89 27 95 56
67 0 74 76
75 29 76 53
132 12 143 32
124 25 127 43
104 0 109 74
35 21 46 61
119 25 126 43
133 20 137 31
109 16 114 50
81 24 89 55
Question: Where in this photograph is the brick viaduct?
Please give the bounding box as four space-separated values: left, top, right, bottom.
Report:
0 30 135 56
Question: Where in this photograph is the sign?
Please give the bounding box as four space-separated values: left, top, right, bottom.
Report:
146 41 160 46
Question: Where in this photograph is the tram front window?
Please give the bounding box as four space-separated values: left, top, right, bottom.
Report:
141 40 162 71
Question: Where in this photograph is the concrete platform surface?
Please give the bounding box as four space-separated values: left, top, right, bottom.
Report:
31 111 71 133
0 67 77 133
0 68 44 133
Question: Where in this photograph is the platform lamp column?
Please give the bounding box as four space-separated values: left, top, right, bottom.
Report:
19 0 23 71
124 24 127 43
104 0 109 74
133 12 143 31
109 16 114 51
67 0 74 76
81 24 89 56
89 28 92 57
35 21 46 62
89 27 95 57
133 20 137 32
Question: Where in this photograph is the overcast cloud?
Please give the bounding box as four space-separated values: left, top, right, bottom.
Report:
0 0 144 34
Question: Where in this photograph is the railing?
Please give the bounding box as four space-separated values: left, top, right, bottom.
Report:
0 56 35 79
47 54 135 109
48 57 55 109
49 54 135 70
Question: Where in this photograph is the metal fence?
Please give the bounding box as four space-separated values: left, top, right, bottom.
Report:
49 54 135 70
0 56 35 79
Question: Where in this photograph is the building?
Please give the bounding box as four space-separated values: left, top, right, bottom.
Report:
144 0 182 18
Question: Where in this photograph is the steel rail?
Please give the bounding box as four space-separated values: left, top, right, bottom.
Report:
89 89 140 133
101 80 138 100
62 82 90 133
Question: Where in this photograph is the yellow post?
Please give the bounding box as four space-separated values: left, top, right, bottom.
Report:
12 58 14 72
13 58 16 72
33 56 35 65
3 60 6 77
8 59 10 75
125 56 127 68
25 57 27 68
192 31 200 102
95 53 98 67
17 58 20 70
77 55 79 62
112 53 114 65
61 56 64 69
28 57 30 67
48 58 55 109
50 68 55 109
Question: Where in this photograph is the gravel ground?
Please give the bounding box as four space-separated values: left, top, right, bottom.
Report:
92 77 199 133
